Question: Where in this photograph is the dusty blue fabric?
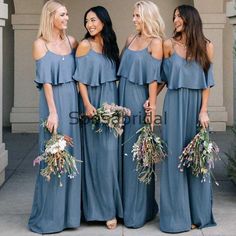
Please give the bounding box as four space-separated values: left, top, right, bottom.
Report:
73 50 123 221
35 49 75 89
73 50 117 86
161 52 215 89
117 48 162 85
160 54 216 233
28 50 81 234
118 48 159 228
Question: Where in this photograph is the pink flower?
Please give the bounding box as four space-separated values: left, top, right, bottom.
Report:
33 156 43 166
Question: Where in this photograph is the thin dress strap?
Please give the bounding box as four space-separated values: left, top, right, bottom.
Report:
126 34 138 49
146 37 155 53
147 38 154 47
169 38 176 52
87 39 93 50
66 35 73 50
44 41 49 51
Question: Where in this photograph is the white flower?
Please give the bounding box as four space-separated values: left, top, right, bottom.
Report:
207 143 213 153
58 139 67 151
45 144 58 154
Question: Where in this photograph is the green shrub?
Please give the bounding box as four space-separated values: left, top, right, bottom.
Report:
225 127 236 183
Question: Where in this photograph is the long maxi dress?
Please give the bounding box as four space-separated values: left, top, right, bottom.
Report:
160 50 216 233
28 47 82 234
73 49 123 222
118 47 161 228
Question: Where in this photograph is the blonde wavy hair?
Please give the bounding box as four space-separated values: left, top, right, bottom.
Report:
134 1 165 39
37 0 66 41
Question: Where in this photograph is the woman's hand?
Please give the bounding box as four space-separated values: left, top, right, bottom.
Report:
199 111 210 129
144 99 156 131
46 112 58 134
145 106 156 131
85 103 96 118
144 100 150 113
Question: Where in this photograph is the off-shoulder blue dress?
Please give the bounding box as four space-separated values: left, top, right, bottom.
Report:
118 47 161 228
160 51 216 233
28 49 82 234
73 49 123 222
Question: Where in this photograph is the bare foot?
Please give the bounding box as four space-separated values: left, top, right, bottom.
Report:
191 224 197 229
106 218 117 230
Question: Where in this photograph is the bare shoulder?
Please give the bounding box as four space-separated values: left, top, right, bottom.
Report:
32 38 47 60
163 38 173 58
76 39 91 57
67 35 78 49
206 41 214 62
163 38 172 50
149 38 163 60
150 37 162 49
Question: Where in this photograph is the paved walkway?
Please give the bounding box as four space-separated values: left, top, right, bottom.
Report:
0 128 235 236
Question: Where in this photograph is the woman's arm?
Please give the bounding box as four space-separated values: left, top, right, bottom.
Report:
147 81 158 130
33 38 58 133
145 38 163 130
199 88 210 129
76 40 96 118
199 42 214 129
43 84 58 133
78 83 96 118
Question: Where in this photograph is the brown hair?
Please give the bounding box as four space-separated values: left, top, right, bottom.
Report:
173 5 211 72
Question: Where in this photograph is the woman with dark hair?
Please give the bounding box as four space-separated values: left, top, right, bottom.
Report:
159 5 216 233
73 6 122 229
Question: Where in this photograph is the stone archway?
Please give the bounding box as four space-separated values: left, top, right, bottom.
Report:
0 0 8 187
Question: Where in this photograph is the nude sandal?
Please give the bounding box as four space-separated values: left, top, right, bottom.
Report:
106 218 117 230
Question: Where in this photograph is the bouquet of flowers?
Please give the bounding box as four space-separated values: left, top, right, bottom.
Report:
33 133 80 187
178 128 220 185
91 103 131 137
131 124 167 184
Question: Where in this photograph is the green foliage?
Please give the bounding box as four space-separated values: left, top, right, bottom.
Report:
226 127 236 183
132 125 167 184
90 103 131 137
178 128 219 185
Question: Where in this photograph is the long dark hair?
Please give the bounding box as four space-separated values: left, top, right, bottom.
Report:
173 5 211 72
84 6 119 68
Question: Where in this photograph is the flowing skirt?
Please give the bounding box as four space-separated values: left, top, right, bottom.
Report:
119 78 158 228
80 81 123 221
28 81 81 234
160 88 216 233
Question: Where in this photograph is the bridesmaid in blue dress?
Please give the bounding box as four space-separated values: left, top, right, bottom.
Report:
159 5 216 233
118 1 165 228
28 1 81 234
73 6 123 230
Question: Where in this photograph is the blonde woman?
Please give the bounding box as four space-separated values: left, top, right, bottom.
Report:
117 0 165 228
28 0 81 233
